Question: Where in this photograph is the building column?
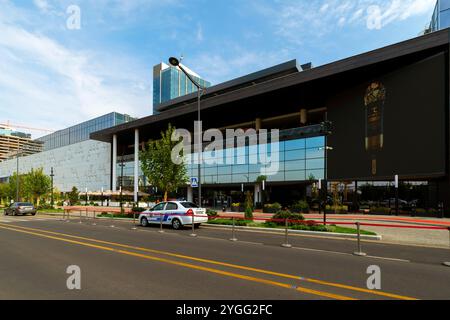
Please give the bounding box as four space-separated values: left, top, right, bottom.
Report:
255 118 262 131
300 109 307 125
112 134 117 191
134 129 139 204
187 187 194 203
254 184 261 206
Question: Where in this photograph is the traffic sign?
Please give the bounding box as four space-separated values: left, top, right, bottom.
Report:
190 177 199 188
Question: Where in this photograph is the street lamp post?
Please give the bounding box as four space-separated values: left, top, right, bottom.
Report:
169 57 206 209
119 156 125 213
319 118 333 226
85 187 88 206
50 167 55 207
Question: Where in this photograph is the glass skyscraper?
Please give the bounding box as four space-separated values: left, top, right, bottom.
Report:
429 0 450 32
37 112 135 151
153 62 211 112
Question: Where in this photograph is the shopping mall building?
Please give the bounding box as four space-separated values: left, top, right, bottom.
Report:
90 29 450 214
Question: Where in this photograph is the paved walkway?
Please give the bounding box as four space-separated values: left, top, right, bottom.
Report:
215 211 450 248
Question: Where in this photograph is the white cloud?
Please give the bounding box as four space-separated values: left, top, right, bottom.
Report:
196 23 204 42
0 20 151 137
254 0 436 44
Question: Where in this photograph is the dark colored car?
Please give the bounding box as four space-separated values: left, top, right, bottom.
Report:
4 202 37 216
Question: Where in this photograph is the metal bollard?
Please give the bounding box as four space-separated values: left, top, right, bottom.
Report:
110 212 115 228
158 213 164 233
230 217 238 242
132 212 137 230
190 211 197 237
92 210 97 226
443 228 450 267
66 210 70 222
353 222 367 256
281 218 292 248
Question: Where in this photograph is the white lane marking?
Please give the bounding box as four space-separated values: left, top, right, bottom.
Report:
292 246 410 263
365 255 410 263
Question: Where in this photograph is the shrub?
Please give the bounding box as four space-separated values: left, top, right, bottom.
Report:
37 204 54 210
369 207 391 215
325 204 349 214
208 218 249 226
206 209 218 217
244 191 253 219
271 210 304 226
263 202 282 213
290 200 310 214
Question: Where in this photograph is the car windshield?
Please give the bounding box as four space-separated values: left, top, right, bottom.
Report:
181 202 199 208
18 203 33 206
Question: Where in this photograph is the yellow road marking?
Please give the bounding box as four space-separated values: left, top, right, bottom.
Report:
0 224 354 300
0 222 417 300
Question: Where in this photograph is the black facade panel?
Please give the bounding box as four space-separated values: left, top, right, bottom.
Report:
328 52 447 180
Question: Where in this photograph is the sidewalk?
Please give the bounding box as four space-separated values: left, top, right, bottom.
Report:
214 211 450 248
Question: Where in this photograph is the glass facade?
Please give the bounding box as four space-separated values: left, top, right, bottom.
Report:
429 0 450 31
153 62 211 110
37 112 135 151
186 136 325 185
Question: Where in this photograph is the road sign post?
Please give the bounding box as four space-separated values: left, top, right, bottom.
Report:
353 222 367 256
79 210 82 224
281 218 292 248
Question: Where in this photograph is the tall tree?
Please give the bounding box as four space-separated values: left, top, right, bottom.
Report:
140 124 188 202
8 173 26 202
23 168 51 206
0 183 10 206
67 186 80 206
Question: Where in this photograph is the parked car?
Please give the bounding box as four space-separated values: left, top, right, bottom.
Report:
4 202 37 216
139 201 208 230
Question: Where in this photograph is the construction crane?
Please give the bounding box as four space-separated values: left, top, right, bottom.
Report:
0 120 54 133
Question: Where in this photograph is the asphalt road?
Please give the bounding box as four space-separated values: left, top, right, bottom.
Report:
0 215 449 300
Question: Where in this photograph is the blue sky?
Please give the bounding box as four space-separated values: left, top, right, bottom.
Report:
0 0 437 137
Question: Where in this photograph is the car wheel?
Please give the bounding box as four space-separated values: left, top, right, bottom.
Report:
172 219 182 230
141 217 149 227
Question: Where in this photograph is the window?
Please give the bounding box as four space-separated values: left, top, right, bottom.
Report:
181 202 199 208
152 203 166 211
165 202 178 210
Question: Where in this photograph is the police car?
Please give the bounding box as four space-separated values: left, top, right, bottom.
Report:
139 201 209 230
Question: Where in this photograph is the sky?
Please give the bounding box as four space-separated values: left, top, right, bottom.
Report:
0 0 437 138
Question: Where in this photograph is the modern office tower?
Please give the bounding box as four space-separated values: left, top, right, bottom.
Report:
0 126 43 162
153 62 211 113
429 0 450 32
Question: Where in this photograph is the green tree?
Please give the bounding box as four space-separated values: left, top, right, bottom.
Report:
244 191 254 220
0 183 10 206
8 173 27 202
23 168 51 206
67 186 80 206
140 124 188 202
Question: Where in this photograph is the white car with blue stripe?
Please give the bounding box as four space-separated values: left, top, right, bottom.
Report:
139 201 208 230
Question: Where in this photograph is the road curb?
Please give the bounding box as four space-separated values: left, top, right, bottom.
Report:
204 224 382 241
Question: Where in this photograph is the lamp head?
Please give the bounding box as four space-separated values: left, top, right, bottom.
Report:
169 57 180 67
